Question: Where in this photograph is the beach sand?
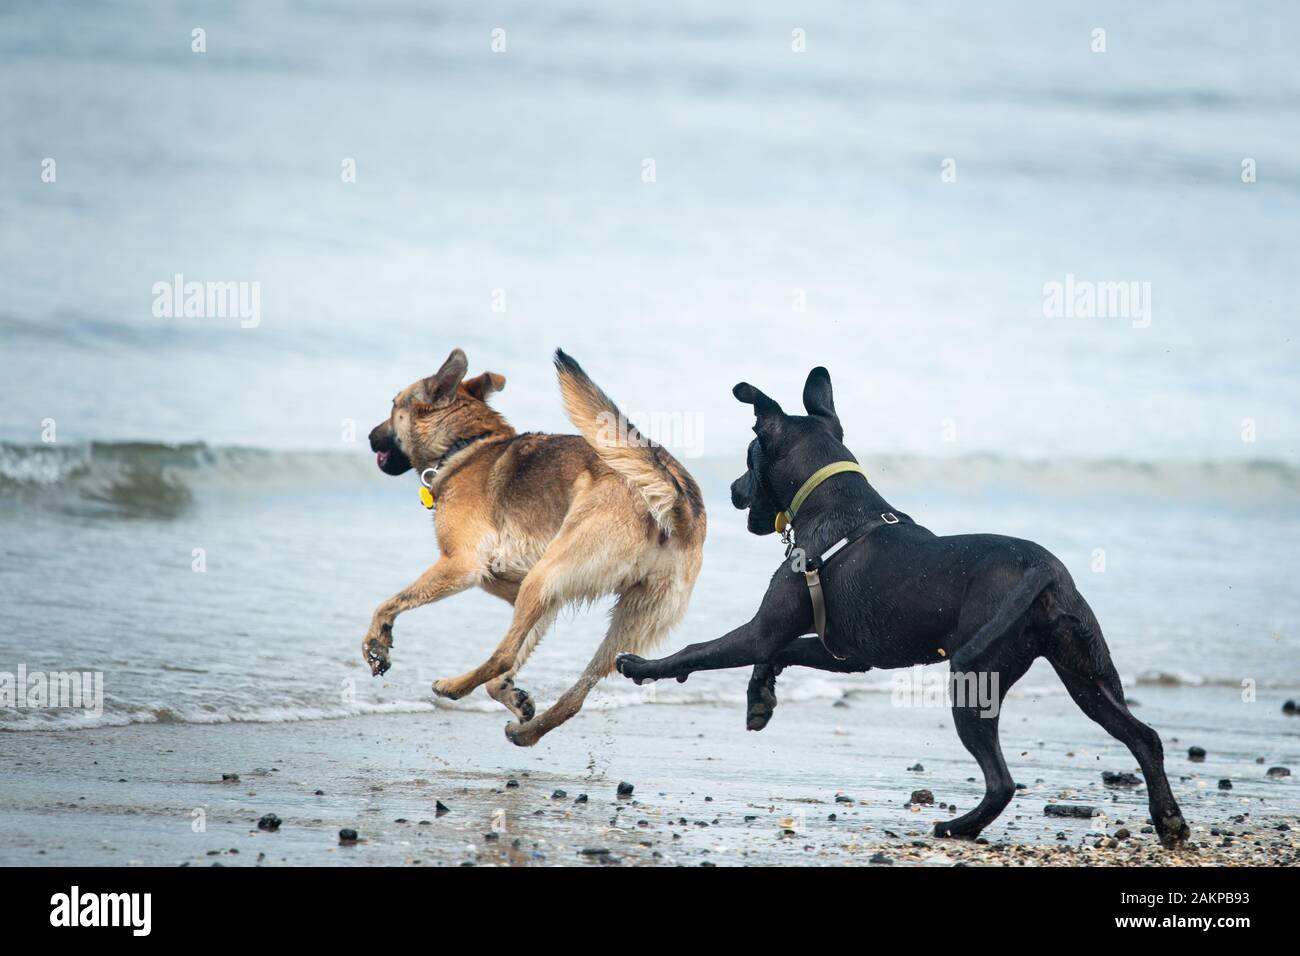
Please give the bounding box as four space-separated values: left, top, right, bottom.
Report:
3 686 1296 867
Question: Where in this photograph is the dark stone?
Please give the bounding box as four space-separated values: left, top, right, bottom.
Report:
339 828 358 845
1188 746 1207 762
868 852 892 865
506 779 519 788
574 794 588 803
909 789 935 806
1218 779 1232 790
551 789 567 799
221 773 239 783
435 801 450 816
1102 771 1140 787
1266 766 1291 778
835 794 855 803
579 847 611 857
257 814 281 831
1114 828 1131 840
1283 700 1297 715
908 763 925 772
484 832 499 841
616 781 634 797
1044 804 1098 819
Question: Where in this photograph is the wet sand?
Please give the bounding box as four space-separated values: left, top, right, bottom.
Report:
1 687 1296 867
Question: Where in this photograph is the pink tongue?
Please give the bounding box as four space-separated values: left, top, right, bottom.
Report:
376 451 389 467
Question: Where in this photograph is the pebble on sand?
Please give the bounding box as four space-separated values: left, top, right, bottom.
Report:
1101 771 1139 787
1188 746 1207 762
339 828 358 845
617 781 635 797
221 773 239 783
257 814 281 831
908 789 935 806
1044 804 1098 819
1218 779 1232 790
1267 766 1291 778
435 801 450 816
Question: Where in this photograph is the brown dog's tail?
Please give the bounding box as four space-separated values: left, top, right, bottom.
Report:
554 349 702 538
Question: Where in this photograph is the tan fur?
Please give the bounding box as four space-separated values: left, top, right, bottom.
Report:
362 349 706 746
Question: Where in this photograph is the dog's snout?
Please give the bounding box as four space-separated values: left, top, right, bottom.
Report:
730 474 752 510
369 423 393 453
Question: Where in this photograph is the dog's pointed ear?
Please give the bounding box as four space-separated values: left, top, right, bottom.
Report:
462 371 506 401
802 366 842 438
733 382 783 418
424 348 468 406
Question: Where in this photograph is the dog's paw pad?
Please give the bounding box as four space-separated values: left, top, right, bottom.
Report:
512 688 536 722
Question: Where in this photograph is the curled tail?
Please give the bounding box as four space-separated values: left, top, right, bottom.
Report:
553 348 703 538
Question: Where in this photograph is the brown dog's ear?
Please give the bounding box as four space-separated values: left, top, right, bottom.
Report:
733 382 783 418
423 349 468 406
462 371 506 401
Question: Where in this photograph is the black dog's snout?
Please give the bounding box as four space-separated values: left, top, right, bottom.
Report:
731 474 752 510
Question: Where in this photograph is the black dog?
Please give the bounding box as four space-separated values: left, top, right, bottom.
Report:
617 367 1190 846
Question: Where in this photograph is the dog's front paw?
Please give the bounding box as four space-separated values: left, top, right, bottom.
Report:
746 680 777 732
431 678 466 700
616 653 654 685
362 630 392 677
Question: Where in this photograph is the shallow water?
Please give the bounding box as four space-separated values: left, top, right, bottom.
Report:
1 442 1297 732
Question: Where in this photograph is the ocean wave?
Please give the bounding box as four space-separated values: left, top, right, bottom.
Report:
3 441 1297 516
4 666 1290 733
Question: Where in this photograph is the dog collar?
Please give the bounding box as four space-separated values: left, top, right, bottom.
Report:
417 434 490 510
774 461 869 536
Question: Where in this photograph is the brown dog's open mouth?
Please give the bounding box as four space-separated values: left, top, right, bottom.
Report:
376 447 412 476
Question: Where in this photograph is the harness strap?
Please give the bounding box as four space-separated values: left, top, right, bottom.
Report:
801 511 904 659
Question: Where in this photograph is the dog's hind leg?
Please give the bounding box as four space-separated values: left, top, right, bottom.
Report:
933 647 1033 840
1045 609 1189 847
505 580 678 746
484 609 556 723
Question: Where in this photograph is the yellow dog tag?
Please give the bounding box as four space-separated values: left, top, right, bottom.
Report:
419 486 435 509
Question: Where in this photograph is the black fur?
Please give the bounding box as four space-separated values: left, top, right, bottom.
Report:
618 367 1189 847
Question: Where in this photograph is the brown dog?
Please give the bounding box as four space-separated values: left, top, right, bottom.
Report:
364 348 706 745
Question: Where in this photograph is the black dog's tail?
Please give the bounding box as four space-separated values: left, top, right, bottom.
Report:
950 562 1055 671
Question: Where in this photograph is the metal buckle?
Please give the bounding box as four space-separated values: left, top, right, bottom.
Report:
881 512 899 524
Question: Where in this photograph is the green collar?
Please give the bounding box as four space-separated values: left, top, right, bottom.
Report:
775 461 868 535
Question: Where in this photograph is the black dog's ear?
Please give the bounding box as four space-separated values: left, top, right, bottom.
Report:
424 348 468 406
802 366 842 438
733 382 783 418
